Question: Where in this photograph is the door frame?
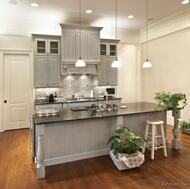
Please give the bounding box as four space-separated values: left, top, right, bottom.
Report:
0 50 34 132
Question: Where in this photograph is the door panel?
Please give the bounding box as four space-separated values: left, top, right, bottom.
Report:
35 56 48 87
48 56 60 87
4 54 30 130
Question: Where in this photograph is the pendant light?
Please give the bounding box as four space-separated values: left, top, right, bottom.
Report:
76 0 86 67
111 0 121 68
143 0 152 68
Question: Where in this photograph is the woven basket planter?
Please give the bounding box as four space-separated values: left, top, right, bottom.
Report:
109 150 145 171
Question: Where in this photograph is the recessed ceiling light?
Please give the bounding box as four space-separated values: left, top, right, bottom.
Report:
86 9 92 14
31 2 39 7
182 0 189 4
128 15 134 19
8 0 18 4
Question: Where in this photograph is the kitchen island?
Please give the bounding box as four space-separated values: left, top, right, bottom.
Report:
33 102 167 179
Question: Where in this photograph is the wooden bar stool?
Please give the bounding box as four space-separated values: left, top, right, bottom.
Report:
143 119 167 160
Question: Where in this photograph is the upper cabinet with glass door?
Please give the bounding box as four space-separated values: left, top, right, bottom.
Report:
100 39 120 57
33 34 60 56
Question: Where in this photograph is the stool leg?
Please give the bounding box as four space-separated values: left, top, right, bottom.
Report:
151 125 155 160
160 124 167 157
155 126 157 150
143 124 149 153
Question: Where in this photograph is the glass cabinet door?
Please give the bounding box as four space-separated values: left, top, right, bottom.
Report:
49 41 59 55
36 40 46 54
100 44 107 56
109 44 117 56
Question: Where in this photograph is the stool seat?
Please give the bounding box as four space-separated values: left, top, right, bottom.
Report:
146 120 164 124
143 119 167 160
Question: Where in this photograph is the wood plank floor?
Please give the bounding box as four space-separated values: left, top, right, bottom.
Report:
0 125 190 189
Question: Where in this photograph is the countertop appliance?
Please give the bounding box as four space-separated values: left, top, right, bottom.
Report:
106 87 117 97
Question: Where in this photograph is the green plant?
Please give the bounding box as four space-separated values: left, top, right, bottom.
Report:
179 120 190 130
107 127 147 155
154 91 187 112
154 91 187 128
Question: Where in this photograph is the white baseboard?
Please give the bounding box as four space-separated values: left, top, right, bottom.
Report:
44 149 110 167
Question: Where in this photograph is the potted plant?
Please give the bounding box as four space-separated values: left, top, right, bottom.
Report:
154 91 187 149
179 120 190 135
107 127 147 170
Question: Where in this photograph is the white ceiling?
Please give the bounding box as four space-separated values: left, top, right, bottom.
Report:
0 0 190 30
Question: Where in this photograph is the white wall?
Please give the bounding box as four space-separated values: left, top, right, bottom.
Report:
117 44 140 103
141 28 190 123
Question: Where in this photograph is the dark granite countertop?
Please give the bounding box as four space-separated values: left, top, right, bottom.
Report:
34 102 158 125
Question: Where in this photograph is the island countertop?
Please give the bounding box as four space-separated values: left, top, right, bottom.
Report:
34 101 158 125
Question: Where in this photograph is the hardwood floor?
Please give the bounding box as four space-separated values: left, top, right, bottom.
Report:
0 125 190 189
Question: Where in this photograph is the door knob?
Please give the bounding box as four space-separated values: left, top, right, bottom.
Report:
4 100 7 103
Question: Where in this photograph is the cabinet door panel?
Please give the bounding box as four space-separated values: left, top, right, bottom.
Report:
107 58 118 85
76 30 88 61
61 30 76 61
98 59 107 85
48 56 60 87
35 56 48 87
88 31 100 61
98 58 118 86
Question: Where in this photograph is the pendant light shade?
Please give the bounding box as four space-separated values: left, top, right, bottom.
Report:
112 60 121 67
111 0 121 68
76 57 85 67
143 59 152 68
143 0 152 68
75 0 86 67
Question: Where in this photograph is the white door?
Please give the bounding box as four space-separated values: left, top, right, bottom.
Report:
4 54 30 130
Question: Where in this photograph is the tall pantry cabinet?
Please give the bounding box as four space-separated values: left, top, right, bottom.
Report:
98 39 120 86
33 34 61 88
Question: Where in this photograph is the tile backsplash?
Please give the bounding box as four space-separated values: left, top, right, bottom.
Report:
35 75 107 100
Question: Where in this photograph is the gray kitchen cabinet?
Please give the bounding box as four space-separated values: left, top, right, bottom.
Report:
35 56 60 88
98 57 118 86
98 39 119 86
34 35 60 56
100 39 120 57
60 24 102 64
61 29 76 62
33 35 61 88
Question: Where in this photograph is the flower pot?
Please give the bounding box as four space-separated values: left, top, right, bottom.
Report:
181 128 190 135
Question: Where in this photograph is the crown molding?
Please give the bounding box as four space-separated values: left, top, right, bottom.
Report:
140 8 190 43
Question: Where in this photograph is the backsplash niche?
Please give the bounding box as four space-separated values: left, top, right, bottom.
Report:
35 75 106 100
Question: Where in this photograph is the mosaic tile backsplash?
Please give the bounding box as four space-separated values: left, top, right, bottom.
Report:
35 75 107 100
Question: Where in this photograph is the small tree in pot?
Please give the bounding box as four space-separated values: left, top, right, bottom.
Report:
154 91 187 149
